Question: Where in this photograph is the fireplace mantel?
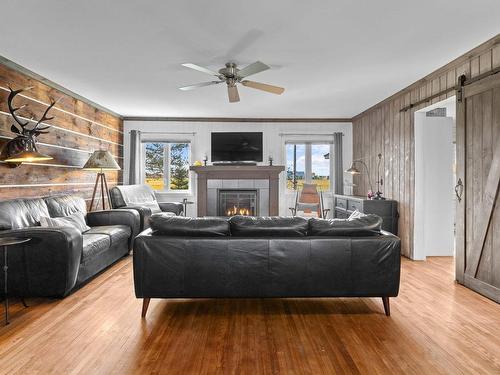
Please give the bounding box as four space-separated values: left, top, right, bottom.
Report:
190 165 285 216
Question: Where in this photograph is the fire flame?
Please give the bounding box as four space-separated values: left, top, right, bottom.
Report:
226 206 250 216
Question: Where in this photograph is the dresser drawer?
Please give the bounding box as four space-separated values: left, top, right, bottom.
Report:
347 199 363 212
334 208 349 219
335 197 347 210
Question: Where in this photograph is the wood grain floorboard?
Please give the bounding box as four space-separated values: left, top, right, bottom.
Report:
1 256 499 374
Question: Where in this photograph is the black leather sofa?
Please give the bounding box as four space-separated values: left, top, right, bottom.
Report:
134 215 401 318
110 184 184 230
0 194 140 298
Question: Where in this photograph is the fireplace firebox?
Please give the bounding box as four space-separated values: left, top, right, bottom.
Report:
218 189 258 216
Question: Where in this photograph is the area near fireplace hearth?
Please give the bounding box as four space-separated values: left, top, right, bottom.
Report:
190 165 285 217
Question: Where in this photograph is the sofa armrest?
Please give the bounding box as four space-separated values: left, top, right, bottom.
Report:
158 202 183 216
120 205 153 230
351 233 401 297
87 209 140 248
0 227 82 297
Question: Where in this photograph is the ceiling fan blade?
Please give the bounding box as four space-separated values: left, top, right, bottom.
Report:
179 81 223 91
181 63 221 77
237 61 270 78
241 80 285 95
228 84 240 103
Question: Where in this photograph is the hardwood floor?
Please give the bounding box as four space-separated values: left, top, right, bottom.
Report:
1 256 499 374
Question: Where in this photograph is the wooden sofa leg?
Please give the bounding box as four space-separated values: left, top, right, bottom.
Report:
141 298 151 318
382 297 390 316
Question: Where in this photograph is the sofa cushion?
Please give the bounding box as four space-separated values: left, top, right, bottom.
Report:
86 225 131 246
82 233 111 261
39 211 91 234
308 214 383 236
150 214 230 237
110 185 161 213
0 197 50 230
229 216 309 237
44 195 87 218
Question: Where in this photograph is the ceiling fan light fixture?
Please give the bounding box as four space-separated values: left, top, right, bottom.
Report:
180 61 284 103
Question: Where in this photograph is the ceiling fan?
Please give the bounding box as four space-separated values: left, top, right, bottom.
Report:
179 61 284 103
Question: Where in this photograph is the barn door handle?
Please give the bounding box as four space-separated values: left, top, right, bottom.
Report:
455 178 464 203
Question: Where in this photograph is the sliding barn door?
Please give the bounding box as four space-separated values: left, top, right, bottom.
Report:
456 73 500 303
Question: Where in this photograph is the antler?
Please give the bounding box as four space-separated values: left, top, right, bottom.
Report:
7 86 33 129
7 86 58 139
29 96 61 137
31 99 57 133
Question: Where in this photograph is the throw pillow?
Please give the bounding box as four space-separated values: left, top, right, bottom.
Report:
39 211 91 234
348 209 365 220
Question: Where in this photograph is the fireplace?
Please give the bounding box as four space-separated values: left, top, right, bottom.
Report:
218 189 258 216
189 165 285 217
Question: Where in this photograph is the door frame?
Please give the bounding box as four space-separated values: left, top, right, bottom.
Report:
413 98 456 260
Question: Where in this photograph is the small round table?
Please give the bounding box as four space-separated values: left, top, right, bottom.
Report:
182 200 195 217
1 237 31 325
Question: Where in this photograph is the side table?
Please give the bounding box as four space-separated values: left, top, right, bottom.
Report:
1 237 31 325
182 199 195 217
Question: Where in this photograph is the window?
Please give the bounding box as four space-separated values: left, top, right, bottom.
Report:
143 142 190 191
286 143 306 190
286 142 332 192
311 144 331 191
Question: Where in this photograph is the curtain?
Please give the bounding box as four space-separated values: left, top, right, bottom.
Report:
333 132 343 194
128 130 141 185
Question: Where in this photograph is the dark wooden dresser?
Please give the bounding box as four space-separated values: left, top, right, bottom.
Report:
333 194 399 235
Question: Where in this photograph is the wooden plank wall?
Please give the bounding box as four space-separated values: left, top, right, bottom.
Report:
352 34 500 258
0 63 123 206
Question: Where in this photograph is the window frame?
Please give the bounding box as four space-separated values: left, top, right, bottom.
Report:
141 139 192 193
284 140 334 193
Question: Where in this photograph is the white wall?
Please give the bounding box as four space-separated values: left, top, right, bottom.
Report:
414 97 455 259
123 121 353 217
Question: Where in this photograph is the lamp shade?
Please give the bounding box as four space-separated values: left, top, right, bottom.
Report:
345 164 361 175
5 149 53 163
83 150 121 171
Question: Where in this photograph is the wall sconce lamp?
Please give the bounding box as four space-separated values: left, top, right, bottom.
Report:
1 86 56 167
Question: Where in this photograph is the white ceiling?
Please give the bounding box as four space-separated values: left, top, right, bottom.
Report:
0 1 498 118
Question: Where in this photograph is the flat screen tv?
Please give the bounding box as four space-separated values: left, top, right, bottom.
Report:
211 132 263 163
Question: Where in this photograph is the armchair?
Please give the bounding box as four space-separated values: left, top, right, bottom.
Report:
110 184 183 230
289 183 330 218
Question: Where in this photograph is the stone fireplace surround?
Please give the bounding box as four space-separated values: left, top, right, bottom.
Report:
189 165 285 217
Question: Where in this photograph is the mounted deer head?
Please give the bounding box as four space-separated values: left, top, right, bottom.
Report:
1 86 57 167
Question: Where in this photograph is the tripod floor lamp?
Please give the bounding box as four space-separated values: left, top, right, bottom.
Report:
83 150 121 211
